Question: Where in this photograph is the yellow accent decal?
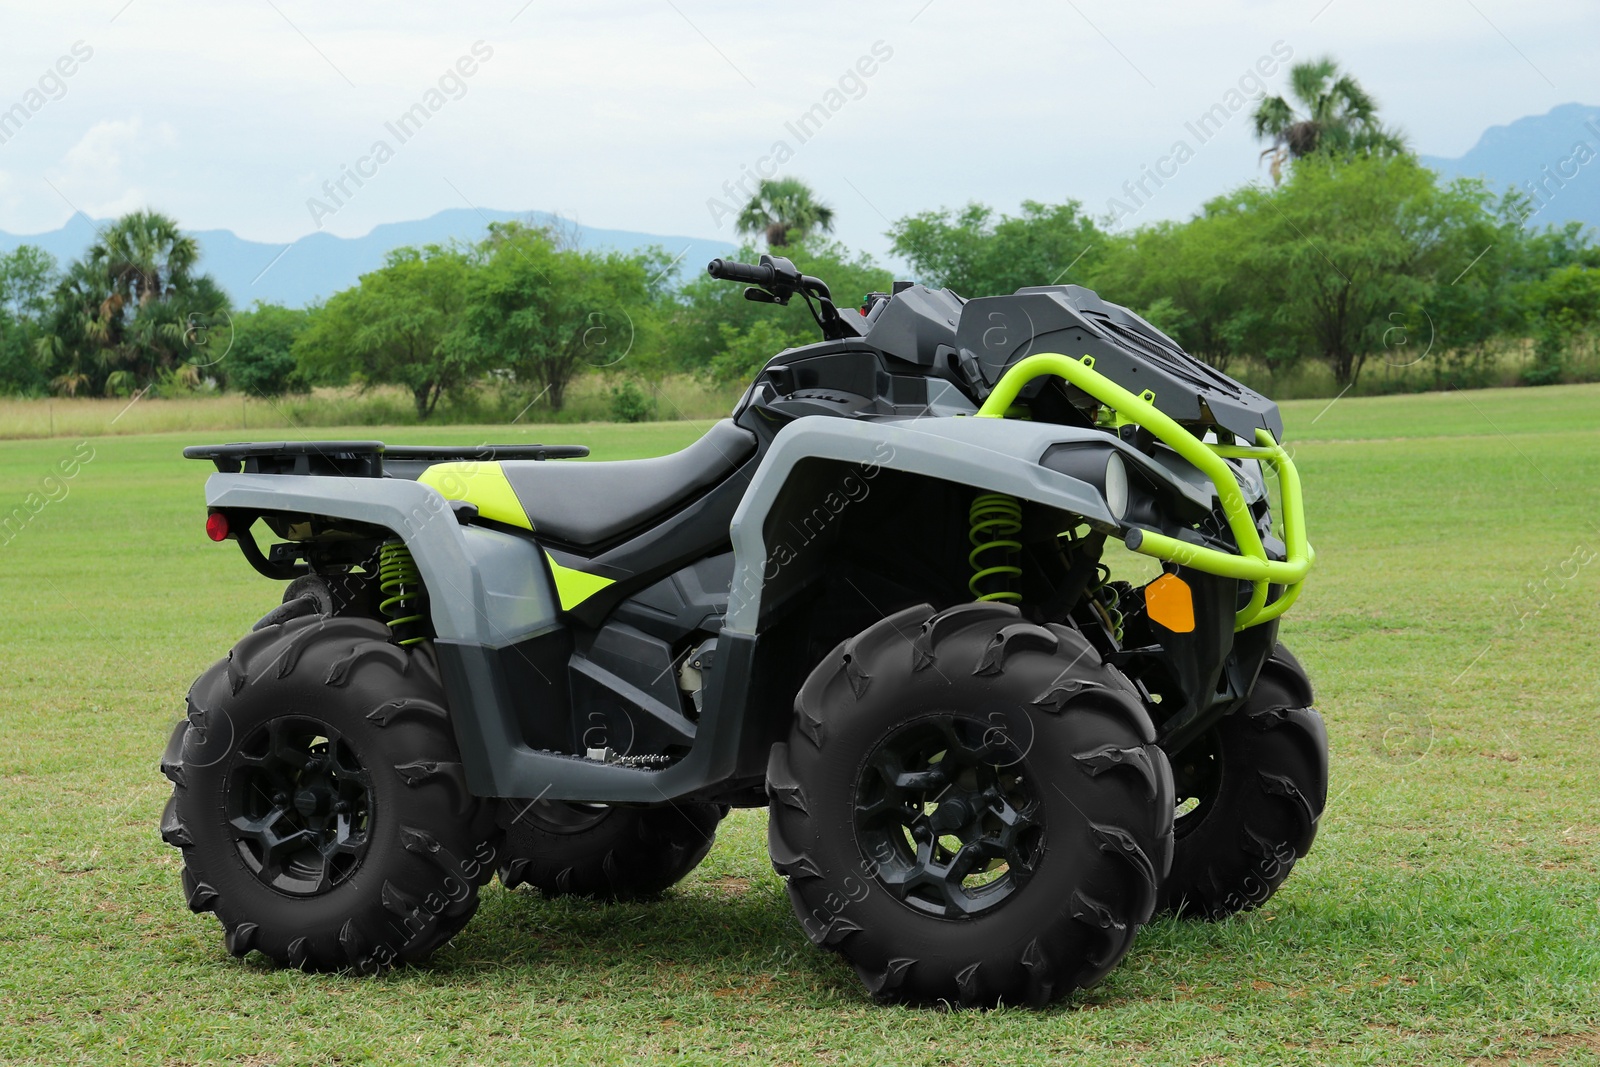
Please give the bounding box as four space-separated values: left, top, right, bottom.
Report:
417 461 532 530
544 552 615 611
1144 573 1195 633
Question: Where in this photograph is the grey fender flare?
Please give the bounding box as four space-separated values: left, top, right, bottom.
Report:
203 473 559 646
724 415 1131 634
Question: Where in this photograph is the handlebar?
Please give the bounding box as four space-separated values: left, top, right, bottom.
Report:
707 258 776 286
707 255 833 300
706 253 858 340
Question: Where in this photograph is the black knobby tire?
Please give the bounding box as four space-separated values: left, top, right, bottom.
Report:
768 602 1175 1008
1159 643 1328 920
498 801 724 901
160 614 500 972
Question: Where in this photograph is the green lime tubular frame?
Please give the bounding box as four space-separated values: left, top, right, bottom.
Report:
975 353 1313 630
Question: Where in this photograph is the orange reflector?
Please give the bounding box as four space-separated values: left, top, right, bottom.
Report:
1145 573 1195 633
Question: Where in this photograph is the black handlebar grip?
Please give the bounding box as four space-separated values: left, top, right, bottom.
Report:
707 258 774 285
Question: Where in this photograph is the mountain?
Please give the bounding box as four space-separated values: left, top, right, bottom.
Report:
1421 103 1600 232
0 209 738 307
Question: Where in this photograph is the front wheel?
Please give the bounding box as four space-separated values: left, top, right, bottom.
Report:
1159 644 1328 919
160 615 500 972
769 602 1174 1007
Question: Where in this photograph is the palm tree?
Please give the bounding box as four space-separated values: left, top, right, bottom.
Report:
1253 58 1407 183
736 179 836 247
90 209 200 310
36 259 116 396
34 210 227 395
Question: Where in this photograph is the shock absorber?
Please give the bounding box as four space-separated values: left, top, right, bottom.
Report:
968 493 1023 603
1089 563 1126 643
378 539 429 646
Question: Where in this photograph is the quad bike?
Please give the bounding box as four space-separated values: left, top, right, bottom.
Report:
161 254 1326 1006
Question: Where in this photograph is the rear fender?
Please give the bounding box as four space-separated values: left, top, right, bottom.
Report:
203 473 559 646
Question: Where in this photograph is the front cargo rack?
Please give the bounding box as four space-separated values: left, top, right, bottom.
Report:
182 440 590 479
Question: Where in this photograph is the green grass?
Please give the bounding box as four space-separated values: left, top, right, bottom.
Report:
2 386 1598 1065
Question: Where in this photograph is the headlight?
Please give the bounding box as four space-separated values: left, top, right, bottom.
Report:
1039 443 1131 521
1104 452 1128 520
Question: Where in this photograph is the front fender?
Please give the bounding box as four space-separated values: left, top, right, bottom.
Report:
724 416 1140 635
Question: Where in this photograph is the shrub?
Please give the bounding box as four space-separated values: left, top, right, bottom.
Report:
607 377 656 423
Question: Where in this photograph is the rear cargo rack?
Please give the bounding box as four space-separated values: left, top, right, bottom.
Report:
182 440 589 478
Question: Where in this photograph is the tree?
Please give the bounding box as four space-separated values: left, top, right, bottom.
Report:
736 178 836 247
1227 155 1488 387
33 210 230 395
1406 185 1535 387
1523 264 1600 385
33 260 103 396
462 223 661 412
224 302 310 397
707 319 795 384
0 246 58 323
0 246 57 394
659 238 891 378
1253 57 1407 184
295 245 477 419
888 200 1105 297
95 210 200 312
1094 214 1265 372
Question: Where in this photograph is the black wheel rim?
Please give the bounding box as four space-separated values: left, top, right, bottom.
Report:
224 716 373 896
854 714 1043 919
1171 728 1223 840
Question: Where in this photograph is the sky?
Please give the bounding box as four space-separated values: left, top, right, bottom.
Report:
0 0 1595 265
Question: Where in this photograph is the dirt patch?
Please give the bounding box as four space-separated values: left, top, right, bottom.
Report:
1466 1031 1600 1063
712 976 775 999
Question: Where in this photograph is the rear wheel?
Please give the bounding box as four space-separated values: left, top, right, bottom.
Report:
769 602 1174 1007
160 614 500 972
498 800 724 900
1159 644 1327 919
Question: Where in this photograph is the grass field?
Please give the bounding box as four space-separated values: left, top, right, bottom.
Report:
1 384 1598 1065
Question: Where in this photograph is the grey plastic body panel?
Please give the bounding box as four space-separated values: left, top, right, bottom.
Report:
726 416 1143 635
204 472 559 647
434 629 758 800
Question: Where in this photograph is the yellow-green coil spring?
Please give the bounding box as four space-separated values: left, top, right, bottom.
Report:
1091 563 1125 642
968 493 1023 603
378 540 428 646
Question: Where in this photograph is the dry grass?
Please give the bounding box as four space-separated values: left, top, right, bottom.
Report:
0 374 744 441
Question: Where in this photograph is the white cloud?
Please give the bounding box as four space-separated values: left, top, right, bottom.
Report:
57 118 142 186
47 117 177 217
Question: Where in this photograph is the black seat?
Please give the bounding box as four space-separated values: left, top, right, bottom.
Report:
501 419 756 548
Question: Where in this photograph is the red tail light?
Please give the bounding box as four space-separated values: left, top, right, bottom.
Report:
205 512 230 541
